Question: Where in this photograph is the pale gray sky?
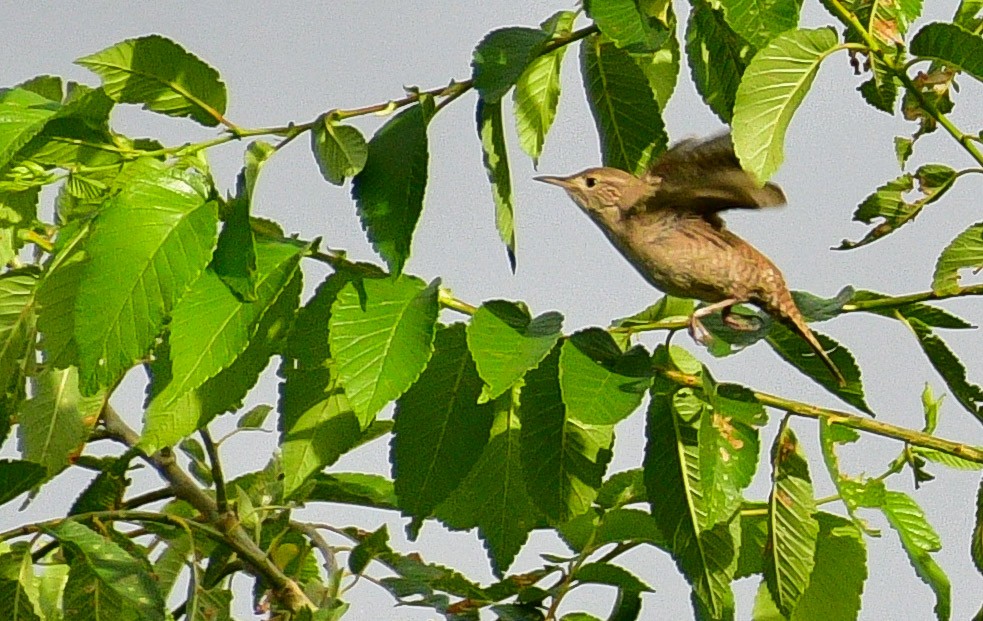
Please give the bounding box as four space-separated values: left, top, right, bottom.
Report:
2 2 981 619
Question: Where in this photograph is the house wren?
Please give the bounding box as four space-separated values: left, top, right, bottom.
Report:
536 133 845 386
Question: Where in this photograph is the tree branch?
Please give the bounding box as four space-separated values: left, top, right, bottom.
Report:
661 368 983 463
100 405 315 612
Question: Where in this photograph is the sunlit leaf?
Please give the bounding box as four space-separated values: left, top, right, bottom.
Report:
732 27 838 183
311 118 367 185
910 22 983 83
76 35 226 126
477 99 516 271
932 221 983 295
472 27 550 103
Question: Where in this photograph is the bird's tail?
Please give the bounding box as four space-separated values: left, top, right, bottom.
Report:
768 291 846 387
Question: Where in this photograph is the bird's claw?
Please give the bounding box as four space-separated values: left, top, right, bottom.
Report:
688 315 714 346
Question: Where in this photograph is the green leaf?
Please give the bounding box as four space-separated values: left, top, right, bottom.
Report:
329 275 440 421
644 353 736 619
907 318 983 425
522 346 613 522
76 35 227 126
581 36 668 176
0 90 60 172
881 491 951 620
839 166 957 250
213 141 273 301
932 221 983 295
278 365 361 499
0 547 42 621
574 562 651 592
766 323 871 413
717 0 803 48
973 477 982 579
818 422 874 531
472 27 550 103
790 287 854 322
48 521 166 620
586 0 671 52
611 295 694 328
700 381 761 526
477 99 517 271
75 162 218 393
764 424 818 617
392 324 495 521
559 328 652 425
595 469 647 508
910 22 983 83
955 0 983 31
732 27 838 183
311 118 368 185
18 367 105 475
237 404 272 429
513 12 575 165
787 513 867 621
686 0 755 123
351 101 432 275
0 460 46 507
160 239 303 404
466 300 562 402
635 22 681 111
36 223 89 368
143 264 302 452
895 136 914 168
309 473 397 510
436 424 542 576
0 270 37 394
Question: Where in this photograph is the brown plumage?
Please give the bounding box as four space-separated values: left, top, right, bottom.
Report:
536 132 846 386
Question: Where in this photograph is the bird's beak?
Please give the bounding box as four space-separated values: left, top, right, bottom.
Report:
533 175 572 189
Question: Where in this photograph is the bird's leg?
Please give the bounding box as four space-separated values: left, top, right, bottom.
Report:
688 298 739 345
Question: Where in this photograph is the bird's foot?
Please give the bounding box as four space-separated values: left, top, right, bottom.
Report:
722 308 763 332
687 315 714 345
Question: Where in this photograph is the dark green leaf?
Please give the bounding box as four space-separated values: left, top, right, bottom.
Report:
907 318 983 425
788 513 868 620
581 36 668 176
521 346 613 522
0 460 45 507
559 328 652 425
586 0 670 52
895 136 914 168
351 101 432 275
596 469 648 508
436 425 542 576
393 324 495 520
790 287 854 322
575 562 651 592
764 424 818 617
611 295 694 328
213 141 273 301
329 275 440 420
732 28 838 183
311 118 368 185
472 28 550 103
686 0 754 123
76 35 227 126
309 473 397 510
237 404 272 429
766 323 871 414
933 221 983 295
911 22 983 83
477 99 517 270
49 521 166 620
972 477 982 579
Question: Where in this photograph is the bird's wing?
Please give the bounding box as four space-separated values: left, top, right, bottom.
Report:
640 132 786 216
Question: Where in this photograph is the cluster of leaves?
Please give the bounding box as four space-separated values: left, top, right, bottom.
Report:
1 1 983 620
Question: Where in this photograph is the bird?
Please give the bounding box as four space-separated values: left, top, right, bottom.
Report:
535 132 846 386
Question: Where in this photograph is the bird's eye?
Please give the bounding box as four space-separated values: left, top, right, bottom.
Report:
584 176 597 188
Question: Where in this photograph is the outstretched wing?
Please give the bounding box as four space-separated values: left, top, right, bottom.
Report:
641 132 786 216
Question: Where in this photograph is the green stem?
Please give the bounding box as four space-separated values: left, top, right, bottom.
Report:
662 369 983 463
841 283 983 313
